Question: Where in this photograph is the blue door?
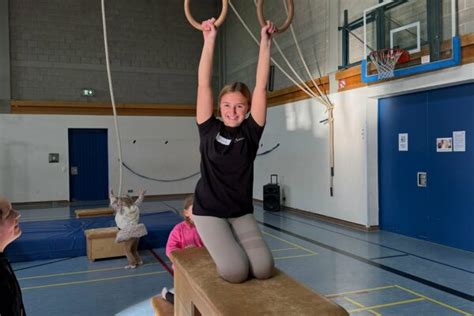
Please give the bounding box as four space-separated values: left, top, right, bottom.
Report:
379 83 474 251
427 84 474 250
68 129 109 201
379 92 429 240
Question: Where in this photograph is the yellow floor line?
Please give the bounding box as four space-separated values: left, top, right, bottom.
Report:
271 247 298 252
21 270 168 290
262 231 317 255
343 296 382 316
326 285 396 298
348 297 425 313
395 285 473 316
274 253 317 260
18 262 161 280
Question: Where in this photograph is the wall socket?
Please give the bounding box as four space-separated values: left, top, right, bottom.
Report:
127 189 134 193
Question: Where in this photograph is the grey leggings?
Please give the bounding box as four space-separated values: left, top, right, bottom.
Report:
193 213 274 283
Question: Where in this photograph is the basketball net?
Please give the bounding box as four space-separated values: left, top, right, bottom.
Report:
369 48 404 80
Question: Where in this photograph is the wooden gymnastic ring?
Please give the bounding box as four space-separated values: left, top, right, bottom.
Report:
184 0 228 31
256 0 294 33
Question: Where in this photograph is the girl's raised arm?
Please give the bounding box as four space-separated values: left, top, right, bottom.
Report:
251 21 276 127
196 18 218 124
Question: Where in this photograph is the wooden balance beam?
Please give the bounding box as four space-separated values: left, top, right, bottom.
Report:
75 207 114 218
169 247 349 316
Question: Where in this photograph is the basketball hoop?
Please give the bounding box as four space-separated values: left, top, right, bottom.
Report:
368 48 409 80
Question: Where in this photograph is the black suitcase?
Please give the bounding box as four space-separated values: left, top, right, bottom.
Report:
263 174 280 212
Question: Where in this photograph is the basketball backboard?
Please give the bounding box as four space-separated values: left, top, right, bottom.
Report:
361 0 461 83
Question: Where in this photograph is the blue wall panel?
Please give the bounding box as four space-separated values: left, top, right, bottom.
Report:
379 83 473 251
427 84 474 251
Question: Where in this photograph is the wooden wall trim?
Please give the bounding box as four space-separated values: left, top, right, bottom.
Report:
460 32 474 46
10 76 330 114
461 33 474 64
10 81 331 115
267 76 329 107
10 100 196 116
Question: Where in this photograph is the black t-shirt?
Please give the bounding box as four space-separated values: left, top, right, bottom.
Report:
194 115 264 218
0 252 26 316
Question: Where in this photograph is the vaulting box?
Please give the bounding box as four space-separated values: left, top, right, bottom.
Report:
170 247 349 316
84 227 124 261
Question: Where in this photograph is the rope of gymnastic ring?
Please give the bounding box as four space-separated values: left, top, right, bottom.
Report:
184 0 228 30
256 0 294 33
101 0 124 197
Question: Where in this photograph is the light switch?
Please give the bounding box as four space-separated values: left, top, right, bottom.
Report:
49 153 59 163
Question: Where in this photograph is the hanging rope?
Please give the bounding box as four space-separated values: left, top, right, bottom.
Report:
271 39 327 104
255 0 325 105
234 0 328 108
283 0 333 108
257 143 280 156
121 143 280 182
122 162 200 183
101 0 124 197
231 0 337 196
285 0 336 196
228 1 317 101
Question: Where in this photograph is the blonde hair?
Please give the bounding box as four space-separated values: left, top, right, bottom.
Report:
218 82 252 109
120 196 134 208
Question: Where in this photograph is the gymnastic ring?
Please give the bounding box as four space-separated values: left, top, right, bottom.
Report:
184 0 228 31
256 0 294 33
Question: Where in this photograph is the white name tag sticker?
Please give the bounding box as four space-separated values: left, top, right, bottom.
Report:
216 133 231 146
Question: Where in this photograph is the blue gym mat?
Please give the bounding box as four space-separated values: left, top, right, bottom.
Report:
5 211 182 262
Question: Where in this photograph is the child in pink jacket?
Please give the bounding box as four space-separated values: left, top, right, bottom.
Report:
161 195 204 304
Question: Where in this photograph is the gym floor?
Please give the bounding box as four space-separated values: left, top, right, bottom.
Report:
12 198 474 316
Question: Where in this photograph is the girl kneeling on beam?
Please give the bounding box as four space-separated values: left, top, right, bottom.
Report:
192 18 276 283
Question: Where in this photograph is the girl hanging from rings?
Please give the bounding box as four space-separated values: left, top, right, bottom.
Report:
191 16 277 283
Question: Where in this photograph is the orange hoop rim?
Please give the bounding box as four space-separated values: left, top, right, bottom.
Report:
369 48 410 64
184 0 228 31
256 0 294 33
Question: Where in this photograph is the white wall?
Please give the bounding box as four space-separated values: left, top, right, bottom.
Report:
1 64 473 227
257 63 474 226
0 115 200 203
255 90 369 225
